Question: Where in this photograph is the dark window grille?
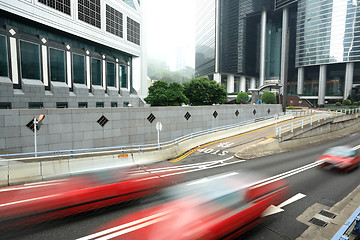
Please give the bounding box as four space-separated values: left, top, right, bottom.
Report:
78 0 101 28
97 115 109 127
127 17 140 45
106 5 123 38
39 0 71 15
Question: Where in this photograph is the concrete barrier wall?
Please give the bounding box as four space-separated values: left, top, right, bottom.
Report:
1 114 293 185
0 104 281 153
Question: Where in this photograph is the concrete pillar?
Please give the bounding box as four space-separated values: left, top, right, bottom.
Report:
250 77 256 89
280 7 289 95
297 67 304 95
344 62 354 99
41 45 49 87
102 58 106 89
9 37 19 84
259 9 267 87
227 74 234 93
86 55 91 89
240 76 246 92
214 73 221 84
66 51 72 88
318 65 327 106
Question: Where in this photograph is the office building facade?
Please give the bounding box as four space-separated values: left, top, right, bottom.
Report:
195 0 360 105
0 0 147 109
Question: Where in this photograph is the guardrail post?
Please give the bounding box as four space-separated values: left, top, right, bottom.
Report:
279 127 281 137
70 151 74 159
324 112 326 120
158 144 162 150
139 146 142 152
301 119 304 129
310 116 313 125
121 147 124 154
355 216 360 235
318 114 320 122
291 123 294 132
336 110 338 117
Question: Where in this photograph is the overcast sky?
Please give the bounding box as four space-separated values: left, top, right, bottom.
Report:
143 0 195 68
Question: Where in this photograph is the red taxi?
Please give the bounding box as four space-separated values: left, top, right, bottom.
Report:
316 146 360 171
84 171 289 240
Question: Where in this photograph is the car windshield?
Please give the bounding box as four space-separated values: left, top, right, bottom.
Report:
324 147 355 157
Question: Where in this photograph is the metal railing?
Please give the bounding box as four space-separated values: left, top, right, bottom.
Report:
276 108 360 137
332 206 360 240
0 114 286 163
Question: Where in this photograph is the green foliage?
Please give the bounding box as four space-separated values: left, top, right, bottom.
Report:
342 99 352 105
335 102 342 106
183 77 227 105
144 80 189 106
287 106 295 109
236 92 249 104
354 101 359 106
261 92 276 104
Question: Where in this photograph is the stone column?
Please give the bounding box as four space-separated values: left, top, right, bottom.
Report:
250 77 256 89
227 74 234 93
240 76 246 92
280 7 289 95
297 67 304 95
344 62 354 99
259 9 267 87
318 65 327 106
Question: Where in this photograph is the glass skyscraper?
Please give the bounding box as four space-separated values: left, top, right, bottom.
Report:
195 0 360 106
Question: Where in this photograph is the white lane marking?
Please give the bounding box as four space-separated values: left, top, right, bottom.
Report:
262 193 306 217
77 211 171 240
352 144 360 150
248 161 324 189
160 157 247 177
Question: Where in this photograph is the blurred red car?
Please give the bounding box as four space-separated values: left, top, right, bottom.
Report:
0 162 179 230
84 171 288 240
317 146 360 171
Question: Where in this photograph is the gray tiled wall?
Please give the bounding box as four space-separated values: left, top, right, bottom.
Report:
0 104 281 153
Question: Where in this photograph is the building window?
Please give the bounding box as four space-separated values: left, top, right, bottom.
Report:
127 17 140 45
107 62 116 87
111 102 117 107
50 48 66 82
38 0 71 15
78 102 88 108
56 102 68 108
96 102 104 108
123 102 129 107
0 35 8 77
29 102 43 109
0 102 11 109
78 0 101 28
91 58 102 86
73 53 85 84
123 0 136 9
106 5 123 38
119 64 127 88
20 41 41 80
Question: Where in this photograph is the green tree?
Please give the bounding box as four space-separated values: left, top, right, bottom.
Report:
261 91 276 104
144 80 188 106
236 92 249 104
342 99 352 105
183 77 227 105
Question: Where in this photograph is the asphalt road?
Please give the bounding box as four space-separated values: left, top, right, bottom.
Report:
3 126 360 240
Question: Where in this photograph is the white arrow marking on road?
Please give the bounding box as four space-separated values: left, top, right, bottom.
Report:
352 144 360 150
262 193 306 217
